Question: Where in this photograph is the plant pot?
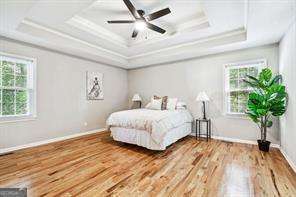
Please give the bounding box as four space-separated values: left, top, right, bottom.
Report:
257 140 271 152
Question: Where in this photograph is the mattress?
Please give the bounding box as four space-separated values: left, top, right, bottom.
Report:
110 123 192 150
107 109 193 144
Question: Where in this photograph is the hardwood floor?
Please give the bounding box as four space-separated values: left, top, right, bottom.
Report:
0 131 295 196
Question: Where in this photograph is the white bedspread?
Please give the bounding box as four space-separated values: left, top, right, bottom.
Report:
106 109 193 144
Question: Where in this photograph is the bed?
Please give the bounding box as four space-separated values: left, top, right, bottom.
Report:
106 108 193 150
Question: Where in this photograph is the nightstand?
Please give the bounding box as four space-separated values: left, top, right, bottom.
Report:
195 118 211 141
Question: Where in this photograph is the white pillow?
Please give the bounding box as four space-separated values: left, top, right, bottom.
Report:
167 98 178 110
176 101 187 109
147 98 162 110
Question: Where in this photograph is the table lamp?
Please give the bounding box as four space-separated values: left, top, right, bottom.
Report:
196 91 210 119
132 93 142 108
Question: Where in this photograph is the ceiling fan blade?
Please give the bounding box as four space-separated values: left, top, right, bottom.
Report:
146 22 166 34
132 29 139 38
146 8 171 21
107 20 135 24
123 0 140 19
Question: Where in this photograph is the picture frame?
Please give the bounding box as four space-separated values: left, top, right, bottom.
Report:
86 71 104 100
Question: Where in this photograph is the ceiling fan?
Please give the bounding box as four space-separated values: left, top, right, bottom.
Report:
107 0 171 38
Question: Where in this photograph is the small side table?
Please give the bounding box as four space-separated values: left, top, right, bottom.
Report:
196 118 211 141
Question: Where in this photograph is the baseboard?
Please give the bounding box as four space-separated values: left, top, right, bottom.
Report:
190 132 280 148
0 128 106 154
212 135 280 148
280 148 296 173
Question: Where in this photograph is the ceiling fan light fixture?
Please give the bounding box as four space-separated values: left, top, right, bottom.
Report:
107 0 170 37
135 21 146 31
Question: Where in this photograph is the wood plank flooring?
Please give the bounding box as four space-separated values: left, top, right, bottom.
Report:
0 131 295 196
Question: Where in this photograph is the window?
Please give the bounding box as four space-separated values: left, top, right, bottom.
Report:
0 52 36 122
224 59 266 115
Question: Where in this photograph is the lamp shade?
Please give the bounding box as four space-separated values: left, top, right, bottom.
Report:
132 94 142 101
196 91 210 101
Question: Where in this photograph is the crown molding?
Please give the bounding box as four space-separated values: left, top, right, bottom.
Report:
66 15 128 48
10 19 249 69
18 19 247 61
3 0 251 69
0 34 128 69
128 28 247 68
21 19 128 60
129 15 210 47
13 20 129 67
129 27 246 60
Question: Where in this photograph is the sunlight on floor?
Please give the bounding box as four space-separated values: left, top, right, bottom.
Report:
219 163 254 197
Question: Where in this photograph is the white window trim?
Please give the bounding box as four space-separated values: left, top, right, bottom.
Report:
0 52 37 123
223 59 267 118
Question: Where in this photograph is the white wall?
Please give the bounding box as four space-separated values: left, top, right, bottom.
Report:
128 44 280 144
0 38 128 149
279 21 296 166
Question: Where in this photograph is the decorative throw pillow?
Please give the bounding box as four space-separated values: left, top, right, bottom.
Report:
154 95 168 110
167 98 178 110
162 96 168 110
153 95 161 99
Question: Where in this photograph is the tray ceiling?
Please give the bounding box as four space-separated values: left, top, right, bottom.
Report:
75 0 206 46
0 0 295 69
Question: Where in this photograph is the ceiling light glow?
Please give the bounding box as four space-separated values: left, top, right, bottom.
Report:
135 21 146 31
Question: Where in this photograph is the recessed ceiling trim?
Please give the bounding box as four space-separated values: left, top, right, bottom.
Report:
21 19 127 59
18 19 248 65
176 15 209 33
19 19 246 63
67 15 128 48
128 27 246 59
130 15 210 47
0 34 128 68
128 30 247 68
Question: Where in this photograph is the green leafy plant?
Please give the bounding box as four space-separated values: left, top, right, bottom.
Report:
244 68 287 142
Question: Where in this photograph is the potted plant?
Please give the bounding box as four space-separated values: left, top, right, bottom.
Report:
244 68 287 152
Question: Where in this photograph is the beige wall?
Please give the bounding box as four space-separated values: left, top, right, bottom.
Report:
128 44 280 143
0 38 128 149
0 38 282 149
279 21 296 165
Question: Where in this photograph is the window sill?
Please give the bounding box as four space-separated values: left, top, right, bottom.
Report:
0 115 37 124
224 113 249 120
